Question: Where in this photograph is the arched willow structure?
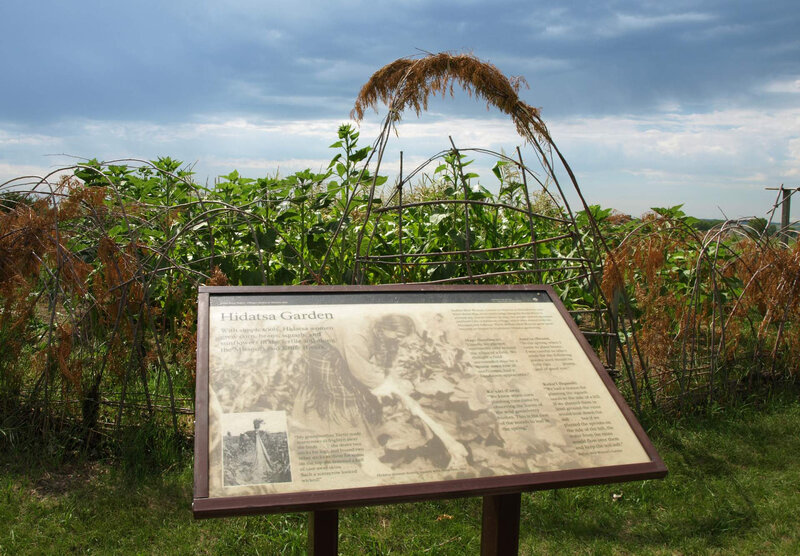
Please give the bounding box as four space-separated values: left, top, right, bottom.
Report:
2 53 797 452
319 52 633 401
320 52 800 414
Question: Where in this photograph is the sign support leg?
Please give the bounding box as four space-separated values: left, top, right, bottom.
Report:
308 509 338 555
480 492 521 556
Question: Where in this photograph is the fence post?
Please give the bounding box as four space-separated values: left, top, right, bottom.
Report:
308 510 338 555
781 186 791 244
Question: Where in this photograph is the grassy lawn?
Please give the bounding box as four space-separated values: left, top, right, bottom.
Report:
1 392 799 555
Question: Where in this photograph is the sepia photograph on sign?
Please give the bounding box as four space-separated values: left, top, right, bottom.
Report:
221 411 292 487
200 288 658 502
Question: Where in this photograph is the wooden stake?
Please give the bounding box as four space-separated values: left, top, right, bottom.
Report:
481 493 521 555
308 509 338 555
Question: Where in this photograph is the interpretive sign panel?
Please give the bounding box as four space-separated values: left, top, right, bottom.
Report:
193 285 666 517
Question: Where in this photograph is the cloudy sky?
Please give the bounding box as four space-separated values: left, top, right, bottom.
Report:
2 0 799 218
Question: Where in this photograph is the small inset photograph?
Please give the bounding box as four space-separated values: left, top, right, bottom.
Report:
222 411 292 486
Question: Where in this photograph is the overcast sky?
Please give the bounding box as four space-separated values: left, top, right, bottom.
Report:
2 0 799 218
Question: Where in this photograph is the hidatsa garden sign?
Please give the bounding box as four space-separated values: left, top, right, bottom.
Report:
193 284 666 518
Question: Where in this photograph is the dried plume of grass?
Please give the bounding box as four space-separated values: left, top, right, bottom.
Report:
351 52 549 142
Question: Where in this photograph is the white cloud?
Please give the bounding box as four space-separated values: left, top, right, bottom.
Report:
295 57 375 83
542 24 573 38
3 104 797 218
0 163 72 190
205 156 332 173
491 55 573 74
224 80 353 113
529 8 715 40
71 117 372 145
0 129 59 146
548 108 800 163
680 23 748 40
0 162 54 179
762 78 800 94
787 138 800 176
758 39 800 56
545 107 800 217
613 12 714 32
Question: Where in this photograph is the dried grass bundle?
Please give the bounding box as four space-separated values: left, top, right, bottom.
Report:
351 52 548 141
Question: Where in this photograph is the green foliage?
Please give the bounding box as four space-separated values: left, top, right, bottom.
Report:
1 120 609 464
2 123 797 459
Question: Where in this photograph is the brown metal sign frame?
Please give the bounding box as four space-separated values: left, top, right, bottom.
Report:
193 284 666 519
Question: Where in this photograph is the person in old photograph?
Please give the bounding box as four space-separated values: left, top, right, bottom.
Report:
223 418 292 486
290 336 396 477
292 339 382 432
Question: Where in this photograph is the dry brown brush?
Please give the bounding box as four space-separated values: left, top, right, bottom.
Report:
0 169 207 451
603 213 799 410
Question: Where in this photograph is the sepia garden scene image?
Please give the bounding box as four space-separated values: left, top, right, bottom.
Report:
203 291 655 503
2 49 800 554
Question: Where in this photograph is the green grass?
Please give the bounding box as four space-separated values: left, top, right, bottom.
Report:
1 393 799 555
